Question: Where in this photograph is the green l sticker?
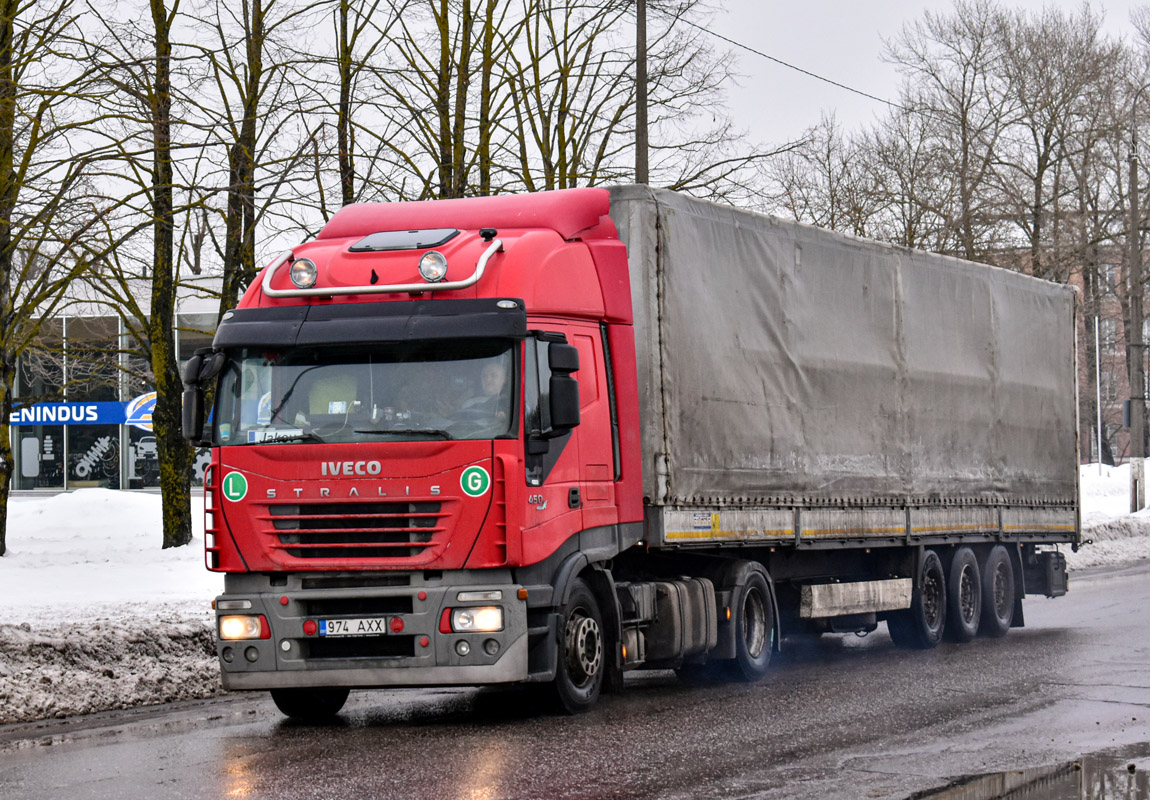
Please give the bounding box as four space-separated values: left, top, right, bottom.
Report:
460 466 491 497
222 471 249 502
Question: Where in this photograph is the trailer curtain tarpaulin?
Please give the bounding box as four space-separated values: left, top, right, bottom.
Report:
608 186 1078 509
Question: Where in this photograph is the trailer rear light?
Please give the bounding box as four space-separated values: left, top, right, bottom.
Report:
219 614 271 640
290 257 318 288
451 606 504 632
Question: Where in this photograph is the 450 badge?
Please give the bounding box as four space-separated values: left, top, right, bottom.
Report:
460 466 490 497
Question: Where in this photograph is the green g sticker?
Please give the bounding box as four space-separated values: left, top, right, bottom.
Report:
460 466 491 497
222 471 249 502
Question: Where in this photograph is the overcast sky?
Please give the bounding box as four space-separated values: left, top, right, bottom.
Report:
711 0 1144 146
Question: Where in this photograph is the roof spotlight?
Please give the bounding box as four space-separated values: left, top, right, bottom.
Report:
289 258 318 288
418 251 448 283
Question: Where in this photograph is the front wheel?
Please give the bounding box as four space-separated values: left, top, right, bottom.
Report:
888 549 946 650
551 578 605 714
270 687 350 720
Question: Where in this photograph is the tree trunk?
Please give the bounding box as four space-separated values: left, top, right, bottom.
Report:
337 0 354 206
0 362 13 557
0 3 15 557
151 0 192 548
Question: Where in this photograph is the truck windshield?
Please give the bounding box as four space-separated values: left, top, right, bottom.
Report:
213 340 515 445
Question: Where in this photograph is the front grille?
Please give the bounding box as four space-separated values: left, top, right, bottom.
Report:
263 501 446 560
305 635 415 660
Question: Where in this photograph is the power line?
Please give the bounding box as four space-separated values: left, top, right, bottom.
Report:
673 16 908 113
668 12 1045 153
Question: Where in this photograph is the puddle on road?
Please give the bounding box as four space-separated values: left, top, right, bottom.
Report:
911 744 1150 800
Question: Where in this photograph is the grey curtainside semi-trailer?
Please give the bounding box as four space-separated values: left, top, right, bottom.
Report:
607 186 1077 679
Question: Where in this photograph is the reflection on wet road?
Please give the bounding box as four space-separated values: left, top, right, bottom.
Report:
913 744 1150 800
1 563 1149 800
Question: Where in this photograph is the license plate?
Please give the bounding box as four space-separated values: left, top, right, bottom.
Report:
319 617 389 637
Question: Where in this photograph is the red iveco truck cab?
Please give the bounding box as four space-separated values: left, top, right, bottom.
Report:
183 186 1079 719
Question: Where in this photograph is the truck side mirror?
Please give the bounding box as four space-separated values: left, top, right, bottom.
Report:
549 374 580 432
182 387 205 442
547 343 580 434
182 349 224 444
183 349 226 387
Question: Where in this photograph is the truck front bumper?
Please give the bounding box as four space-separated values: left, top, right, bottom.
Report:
215 572 529 691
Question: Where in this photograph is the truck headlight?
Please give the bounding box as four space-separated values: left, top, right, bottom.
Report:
451 606 504 632
219 614 271 640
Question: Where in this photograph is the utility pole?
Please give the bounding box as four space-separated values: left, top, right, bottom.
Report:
1129 82 1150 511
635 0 648 185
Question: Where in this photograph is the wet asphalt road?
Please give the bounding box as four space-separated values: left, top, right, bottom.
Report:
2 563 1149 800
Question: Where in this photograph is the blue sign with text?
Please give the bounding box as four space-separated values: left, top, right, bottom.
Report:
9 402 129 426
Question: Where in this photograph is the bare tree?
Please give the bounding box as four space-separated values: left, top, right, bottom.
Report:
82 0 204 548
995 4 1118 282
884 0 1015 259
765 114 880 236
864 105 952 250
190 0 326 314
0 0 106 556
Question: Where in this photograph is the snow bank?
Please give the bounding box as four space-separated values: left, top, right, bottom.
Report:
0 467 1148 724
0 612 219 722
1069 464 1150 571
0 490 223 724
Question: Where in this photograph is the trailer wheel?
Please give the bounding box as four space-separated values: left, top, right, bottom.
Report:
979 545 1015 637
887 549 946 649
944 546 982 643
731 570 773 682
270 687 350 720
552 578 605 714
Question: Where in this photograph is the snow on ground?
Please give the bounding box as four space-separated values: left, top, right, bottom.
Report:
0 468 1148 724
1069 463 1150 570
0 491 223 723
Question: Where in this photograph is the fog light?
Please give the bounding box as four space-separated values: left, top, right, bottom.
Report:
220 614 270 640
451 606 504 632
289 257 317 288
221 647 234 663
418 251 448 282
244 646 260 662
483 638 500 656
455 640 471 656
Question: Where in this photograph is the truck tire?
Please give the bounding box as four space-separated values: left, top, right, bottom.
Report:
944 546 982 643
270 687 350 720
979 545 1015 637
887 549 946 650
552 578 605 714
730 570 773 682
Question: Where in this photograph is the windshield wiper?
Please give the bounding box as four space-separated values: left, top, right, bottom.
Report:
354 428 454 440
247 431 325 445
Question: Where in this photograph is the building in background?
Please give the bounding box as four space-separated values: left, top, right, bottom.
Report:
11 284 217 492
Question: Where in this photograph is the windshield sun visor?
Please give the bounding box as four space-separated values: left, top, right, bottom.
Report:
213 298 527 349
